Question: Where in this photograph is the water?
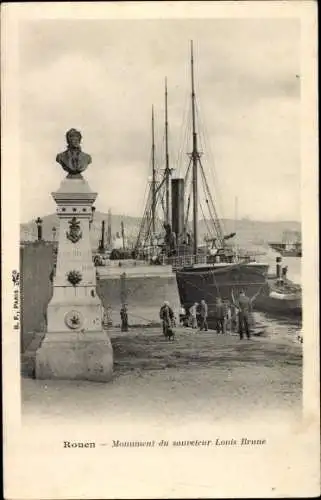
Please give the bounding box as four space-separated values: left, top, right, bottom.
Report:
253 246 302 342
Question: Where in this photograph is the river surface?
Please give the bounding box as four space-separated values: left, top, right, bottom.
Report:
252 246 302 342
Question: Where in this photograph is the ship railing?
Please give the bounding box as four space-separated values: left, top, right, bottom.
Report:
169 253 208 270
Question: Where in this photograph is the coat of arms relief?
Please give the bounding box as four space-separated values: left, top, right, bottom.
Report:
66 217 83 243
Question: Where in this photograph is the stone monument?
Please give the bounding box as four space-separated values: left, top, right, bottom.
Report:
35 129 113 382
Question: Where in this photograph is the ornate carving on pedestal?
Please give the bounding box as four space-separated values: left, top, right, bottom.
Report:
56 128 92 177
66 217 82 243
64 310 84 329
66 270 82 286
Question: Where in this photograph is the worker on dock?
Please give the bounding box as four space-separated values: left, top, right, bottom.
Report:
215 297 225 334
232 289 261 340
223 299 232 334
189 302 199 329
120 303 129 332
199 299 208 331
236 291 252 339
160 301 174 337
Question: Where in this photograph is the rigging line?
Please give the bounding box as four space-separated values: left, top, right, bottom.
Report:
195 100 226 229
184 157 192 185
135 189 152 248
199 158 225 244
201 175 221 238
184 170 194 228
198 162 217 239
199 201 213 240
178 100 193 178
191 58 225 221
198 164 219 236
142 183 165 245
176 87 191 175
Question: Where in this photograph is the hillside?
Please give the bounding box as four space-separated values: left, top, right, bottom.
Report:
20 212 301 248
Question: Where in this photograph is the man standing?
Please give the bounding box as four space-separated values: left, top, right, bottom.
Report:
215 297 225 334
160 301 174 337
199 299 208 331
223 299 232 334
233 289 260 340
120 304 129 332
189 302 199 329
237 291 251 339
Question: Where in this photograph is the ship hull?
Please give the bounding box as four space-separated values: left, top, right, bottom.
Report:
176 262 269 325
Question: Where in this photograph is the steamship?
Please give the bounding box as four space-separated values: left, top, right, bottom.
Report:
268 230 301 257
131 42 269 323
170 42 269 318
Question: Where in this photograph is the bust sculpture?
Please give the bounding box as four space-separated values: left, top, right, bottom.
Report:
56 128 92 177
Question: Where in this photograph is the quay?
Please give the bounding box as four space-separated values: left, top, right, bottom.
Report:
21 326 302 423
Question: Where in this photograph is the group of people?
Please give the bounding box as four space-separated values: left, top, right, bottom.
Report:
183 290 257 339
102 304 129 332
103 289 257 341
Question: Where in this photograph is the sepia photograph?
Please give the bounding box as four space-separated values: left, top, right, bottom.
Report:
2 2 319 498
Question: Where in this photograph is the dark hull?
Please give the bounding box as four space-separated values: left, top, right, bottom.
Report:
176 262 269 320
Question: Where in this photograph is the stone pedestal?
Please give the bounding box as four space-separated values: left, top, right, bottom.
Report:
35 176 113 382
36 332 113 382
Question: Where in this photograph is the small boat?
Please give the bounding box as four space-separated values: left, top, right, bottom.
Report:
254 279 302 317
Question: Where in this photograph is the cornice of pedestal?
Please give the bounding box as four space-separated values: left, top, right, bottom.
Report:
52 175 98 205
52 192 98 204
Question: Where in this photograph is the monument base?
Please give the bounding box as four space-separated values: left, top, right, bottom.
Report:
35 331 113 382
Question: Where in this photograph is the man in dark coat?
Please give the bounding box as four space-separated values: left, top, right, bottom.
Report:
159 301 174 337
120 304 129 332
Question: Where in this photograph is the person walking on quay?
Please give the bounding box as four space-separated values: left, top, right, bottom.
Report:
199 299 208 331
120 303 129 332
189 302 199 329
223 299 232 334
215 297 225 334
160 301 174 338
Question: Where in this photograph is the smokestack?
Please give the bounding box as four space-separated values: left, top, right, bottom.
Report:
171 178 184 243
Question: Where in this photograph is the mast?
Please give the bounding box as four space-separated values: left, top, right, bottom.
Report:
151 106 156 235
191 40 198 257
165 77 170 225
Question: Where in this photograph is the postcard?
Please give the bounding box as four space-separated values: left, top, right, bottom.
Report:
2 1 319 498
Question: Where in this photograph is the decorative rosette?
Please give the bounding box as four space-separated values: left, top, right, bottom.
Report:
66 269 82 286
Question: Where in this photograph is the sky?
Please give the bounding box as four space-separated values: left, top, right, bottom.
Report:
18 18 300 223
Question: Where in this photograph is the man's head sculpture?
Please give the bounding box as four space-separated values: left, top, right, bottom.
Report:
56 128 92 177
66 128 82 149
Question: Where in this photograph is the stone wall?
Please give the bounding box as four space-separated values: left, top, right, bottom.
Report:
20 242 55 351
